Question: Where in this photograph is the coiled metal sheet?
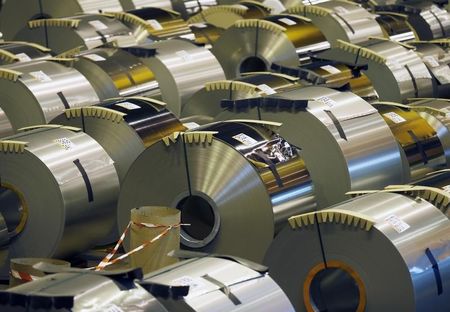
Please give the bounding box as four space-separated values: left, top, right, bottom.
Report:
215 86 408 208
118 120 316 261
132 39 226 116
0 0 124 40
145 256 295 311
212 14 327 78
70 48 160 100
265 190 450 311
15 14 139 54
0 126 119 278
181 72 302 119
53 97 186 181
0 59 99 134
0 41 51 66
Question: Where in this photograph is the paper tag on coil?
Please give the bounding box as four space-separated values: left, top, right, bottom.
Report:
191 23 208 28
320 65 341 74
334 6 349 14
54 138 76 150
29 71 52 82
15 53 31 62
383 112 406 124
147 19 163 30
115 102 141 110
257 84 276 95
83 54 106 62
423 55 440 68
88 20 109 30
183 122 200 130
315 96 336 108
176 50 192 62
103 304 124 312
385 215 410 233
433 66 450 84
278 17 296 26
442 185 450 193
172 275 209 297
233 133 258 146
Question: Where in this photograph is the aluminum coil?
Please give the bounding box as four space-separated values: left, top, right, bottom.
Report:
70 48 160 100
0 41 51 66
130 39 226 116
212 14 327 78
0 126 120 278
0 0 124 40
215 86 408 208
15 14 139 54
0 269 168 311
118 120 317 261
145 256 295 311
181 72 302 119
0 59 99 135
320 38 434 102
287 1 385 46
264 190 450 311
53 97 186 181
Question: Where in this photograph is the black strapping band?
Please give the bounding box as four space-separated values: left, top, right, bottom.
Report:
73 159 94 202
425 248 443 295
96 31 108 44
324 110 347 141
57 92 70 109
408 130 428 164
202 275 242 305
255 151 284 188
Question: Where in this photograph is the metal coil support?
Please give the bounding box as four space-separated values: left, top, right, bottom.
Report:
118 120 317 262
0 0 125 40
0 59 99 137
0 41 51 66
264 188 450 312
214 86 408 208
53 97 186 181
0 125 120 278
15 13 139 54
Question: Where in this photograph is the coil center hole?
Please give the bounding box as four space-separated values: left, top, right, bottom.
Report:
239 56 267 73
309 267 360 312
177 195 216 242
0 185 27 236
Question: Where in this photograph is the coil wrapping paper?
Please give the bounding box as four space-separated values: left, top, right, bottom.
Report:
215 86 408 208
53 97 186 181
264 190 450 311
0 0 125 40
0 126 119 278
0 59 99 136
118 120 317 261
15 14 139 54
181 72 302 119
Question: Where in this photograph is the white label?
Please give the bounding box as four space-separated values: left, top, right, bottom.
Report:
171 275 207 295
442 185 450 193
190 22 207 28
232 133 258 146
315 96 336 108
147 19 163 30
54 138 76 150
320 65 341 74
383 112 406 124
183 122 200 130
29 71 52 82
334 6 349 14
83 54 106 62
434 65 450 84
278 17 296 26
88 20 108 31
103 304 124 312
385 215 410 233
115 102 141 110
15 53 31 62
257 84 276 95
176 50 192 62
423 55 440 68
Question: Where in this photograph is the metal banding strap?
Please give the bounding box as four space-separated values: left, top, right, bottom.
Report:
95 31 108 44
201 274 242 305
407 129 428 164
425 247 443 295
428 8 447 37
57 92 70 109
73 159 94 202
404 64 419 98
324 110 347 141
255 151 284 188
333 13 355 34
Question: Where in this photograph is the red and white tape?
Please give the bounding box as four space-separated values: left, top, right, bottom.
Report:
10 269 40 282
